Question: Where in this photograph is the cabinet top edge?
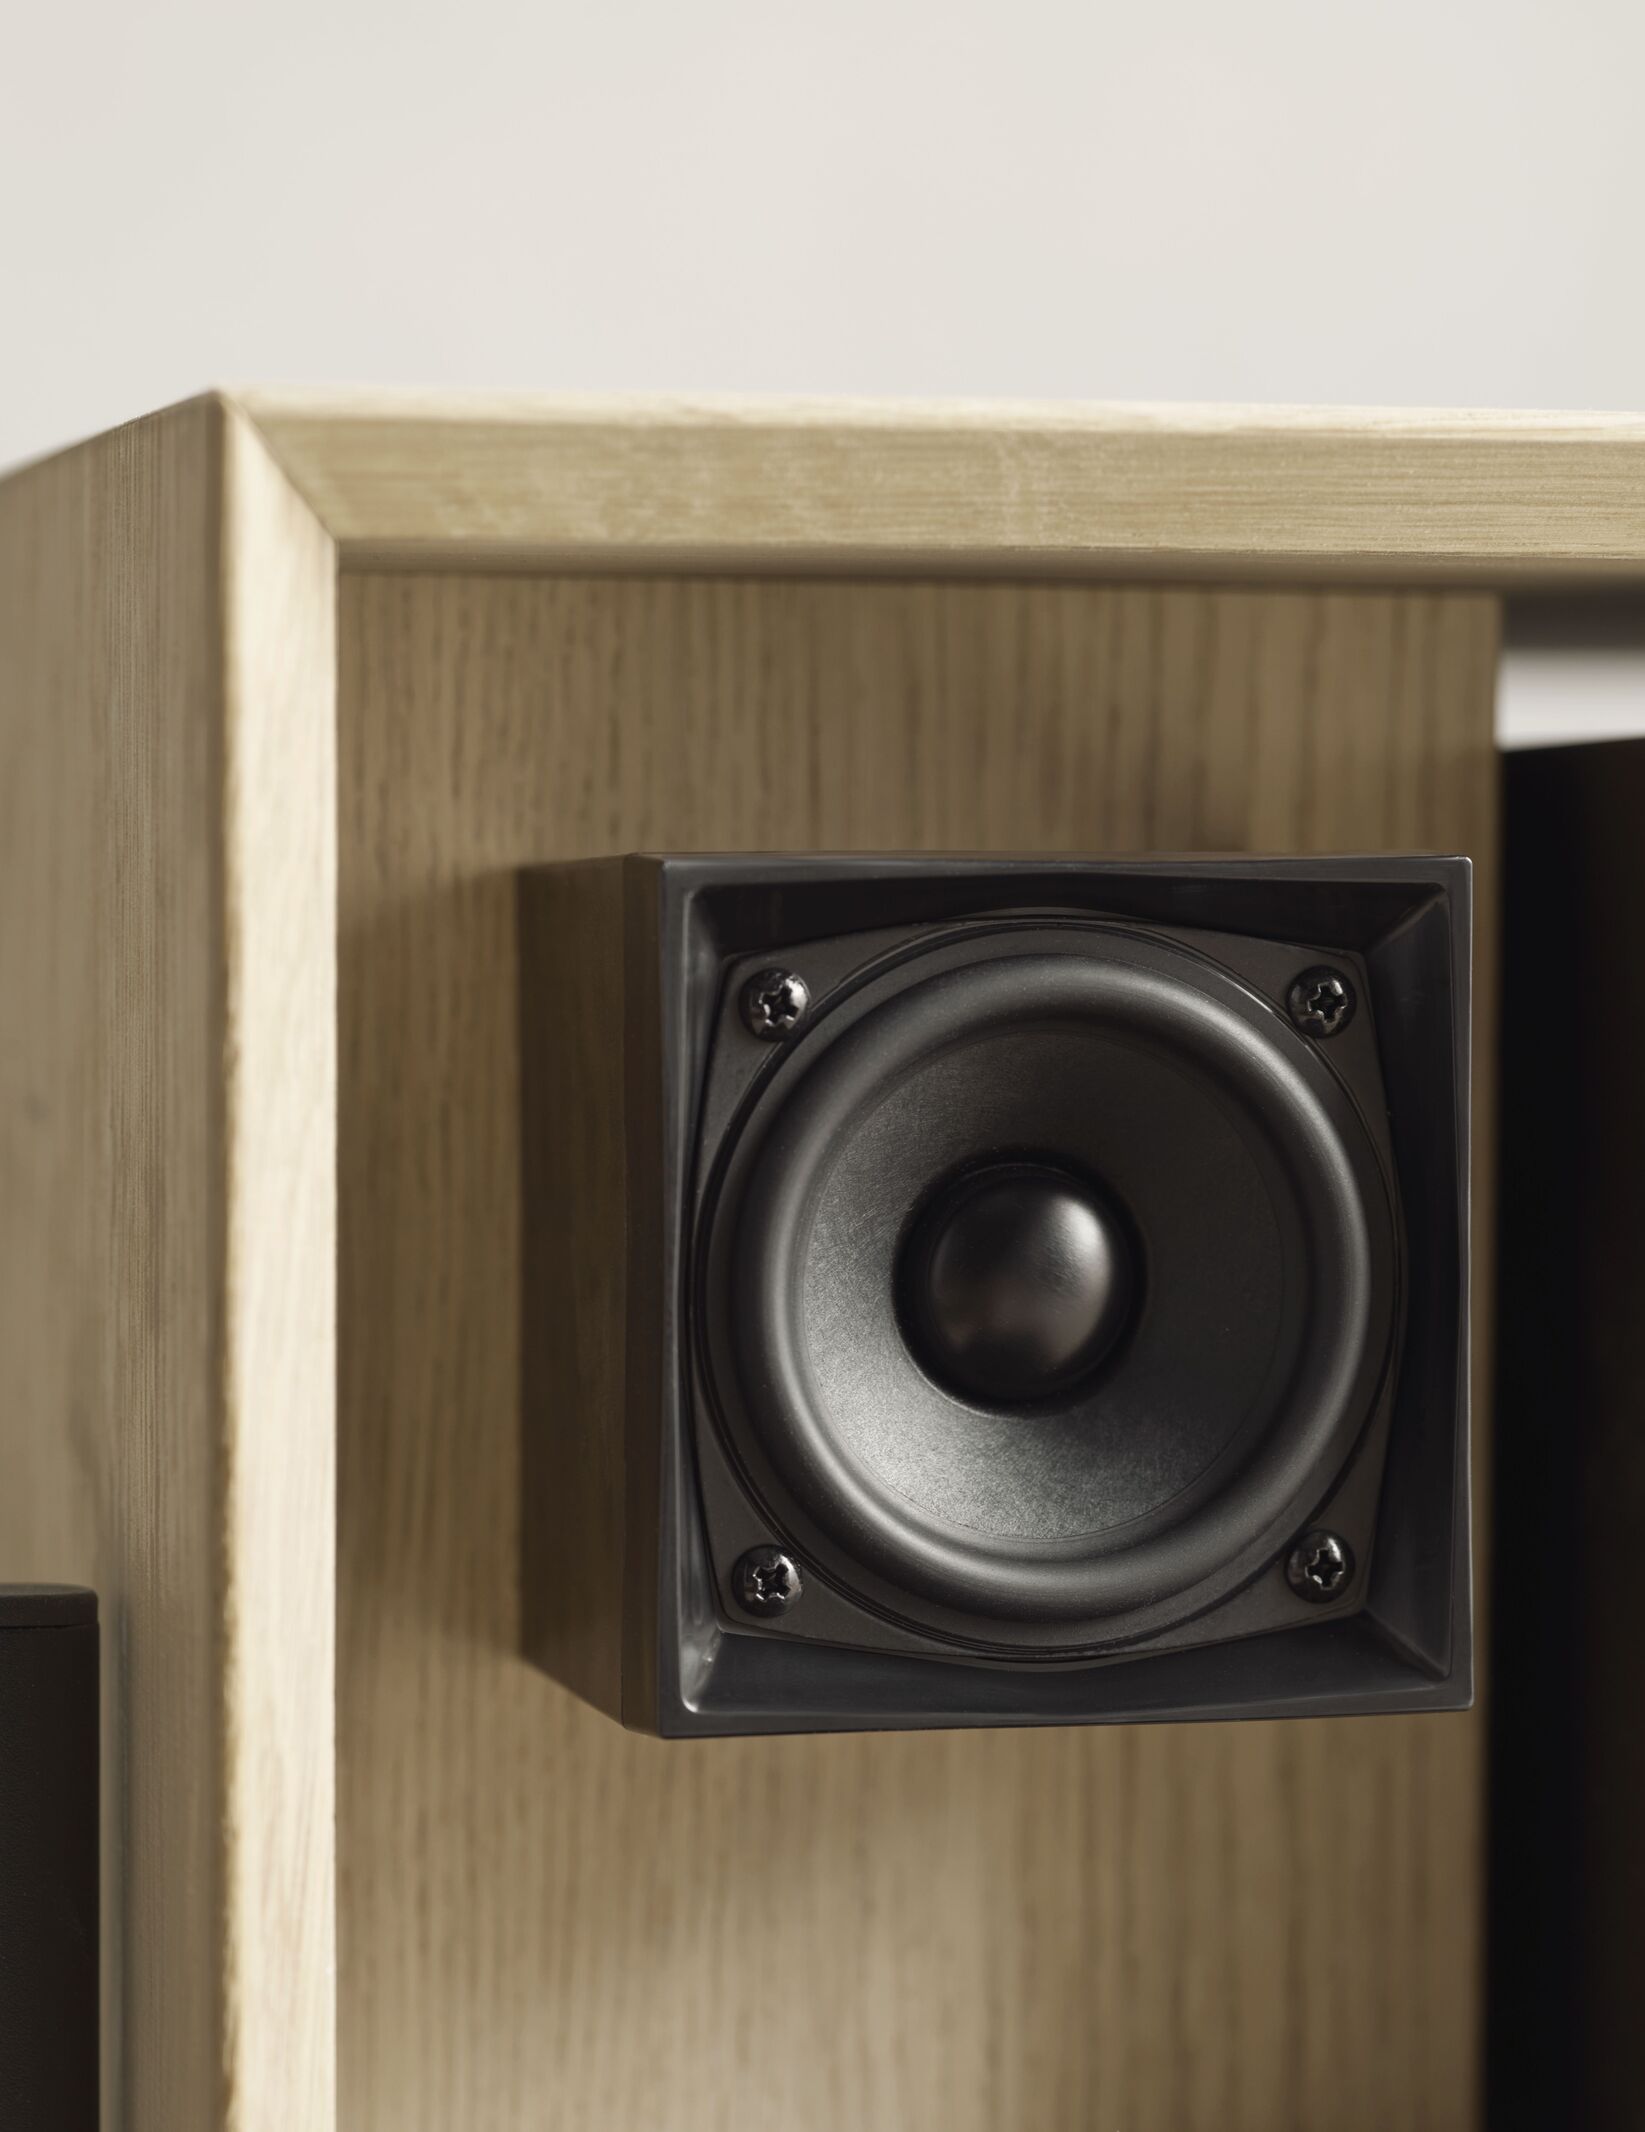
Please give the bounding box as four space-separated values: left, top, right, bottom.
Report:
11 386 1645 586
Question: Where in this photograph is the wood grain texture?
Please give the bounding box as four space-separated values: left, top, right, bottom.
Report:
0 398 218 2132
0 401 337 2132
237 387 1645 583
337 572 1499 2132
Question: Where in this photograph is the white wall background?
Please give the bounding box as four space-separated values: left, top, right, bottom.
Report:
4 0 1643 736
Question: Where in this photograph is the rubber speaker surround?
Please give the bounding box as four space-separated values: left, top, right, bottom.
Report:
697 921 1399 1656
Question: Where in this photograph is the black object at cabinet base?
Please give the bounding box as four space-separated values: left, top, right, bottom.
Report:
0 1587 98 2132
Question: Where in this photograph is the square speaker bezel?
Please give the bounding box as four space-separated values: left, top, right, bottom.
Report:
525 853 1472 1738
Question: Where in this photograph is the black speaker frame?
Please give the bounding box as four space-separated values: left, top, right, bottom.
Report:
519 854 1472 1738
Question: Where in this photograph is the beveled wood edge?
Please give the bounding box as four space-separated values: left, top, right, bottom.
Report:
13 388 1645 586
224 386 1645 586
217 402 339 2129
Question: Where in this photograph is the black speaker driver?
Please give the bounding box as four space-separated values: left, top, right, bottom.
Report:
698 920 1400 1659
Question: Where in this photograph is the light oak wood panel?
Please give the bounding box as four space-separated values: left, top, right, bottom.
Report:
337 572 1498 2132
0 403 337 2132
240 387 1645 583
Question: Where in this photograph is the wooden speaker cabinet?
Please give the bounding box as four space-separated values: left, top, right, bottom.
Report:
6 391 1637 2131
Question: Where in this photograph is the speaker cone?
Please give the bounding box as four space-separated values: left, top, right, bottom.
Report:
699 920 1399 1657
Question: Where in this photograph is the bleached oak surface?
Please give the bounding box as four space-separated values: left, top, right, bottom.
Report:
0 401 336 2132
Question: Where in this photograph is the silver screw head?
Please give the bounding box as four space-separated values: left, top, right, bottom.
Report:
731 1544 802 1618
1286 966 1356 1039
1285 1529 1355 1603
741 967 811 1041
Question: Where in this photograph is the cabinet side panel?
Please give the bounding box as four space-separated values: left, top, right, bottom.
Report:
0 406 339 2132
0 406 224 2130
336 575 1499 2132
